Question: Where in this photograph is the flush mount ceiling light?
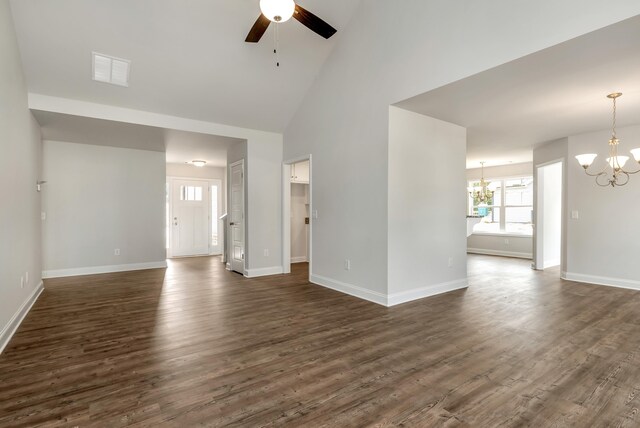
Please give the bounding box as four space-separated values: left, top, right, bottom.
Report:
190 160 207 167
468 162 495 204
575 92 640 187
92 52 130 87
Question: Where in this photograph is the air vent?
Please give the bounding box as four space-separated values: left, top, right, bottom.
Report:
92 52 130 87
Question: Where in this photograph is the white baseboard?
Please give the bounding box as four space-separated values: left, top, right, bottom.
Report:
0 281 44 354
387 278 469 307
244 266 284 278
290 256 308 263
310 273 388 306
42 261 167 279
467 248 532 259
562 271 640 291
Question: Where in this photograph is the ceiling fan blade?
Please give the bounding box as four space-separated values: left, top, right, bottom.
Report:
245 14 271 43
293 4 337 39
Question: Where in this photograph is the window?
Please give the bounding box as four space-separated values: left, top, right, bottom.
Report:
181 185 203 201
468 176 533 235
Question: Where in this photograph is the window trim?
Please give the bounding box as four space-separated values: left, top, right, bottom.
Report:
468 174 533 237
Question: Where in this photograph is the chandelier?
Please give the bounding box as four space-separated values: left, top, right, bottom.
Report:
469 162 494 204
575 92 640 187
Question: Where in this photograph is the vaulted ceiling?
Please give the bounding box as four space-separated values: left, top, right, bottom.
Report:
10 0 361 132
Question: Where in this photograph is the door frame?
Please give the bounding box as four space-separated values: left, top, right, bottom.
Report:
228 160 246 273
282 155 312 277
532 158 565 271
209 178 224 256
167 176 220 258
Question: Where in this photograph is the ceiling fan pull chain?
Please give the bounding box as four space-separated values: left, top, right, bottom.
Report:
274 22 280 67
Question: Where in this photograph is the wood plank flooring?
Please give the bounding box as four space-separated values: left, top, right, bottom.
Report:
1 255 640 427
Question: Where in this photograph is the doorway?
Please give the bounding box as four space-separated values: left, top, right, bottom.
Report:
169 179 210 257
167 178 224 258
282 156 312 276
534 161 563 270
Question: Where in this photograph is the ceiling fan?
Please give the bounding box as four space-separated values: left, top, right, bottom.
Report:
245 0 337 43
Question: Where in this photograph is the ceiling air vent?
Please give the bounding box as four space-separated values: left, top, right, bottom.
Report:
92 52 130 87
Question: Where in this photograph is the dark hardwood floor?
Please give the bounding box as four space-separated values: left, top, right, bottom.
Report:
1 255 640 427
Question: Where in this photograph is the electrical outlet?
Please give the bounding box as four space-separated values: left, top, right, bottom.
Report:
312 210 318 219
344 259 351 270
504 239 510 245
20 276 24 289
264 249 269 257
448 257 453 268
41 212 46 221
571 210 579 220
114 248 121 256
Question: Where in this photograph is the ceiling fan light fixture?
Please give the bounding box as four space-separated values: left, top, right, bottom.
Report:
260 0 295 23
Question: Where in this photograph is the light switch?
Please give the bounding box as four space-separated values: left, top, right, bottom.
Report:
571 210 579 220
312 210 318 219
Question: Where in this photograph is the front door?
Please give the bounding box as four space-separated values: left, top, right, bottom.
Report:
171 179 210 257
229 161 245 273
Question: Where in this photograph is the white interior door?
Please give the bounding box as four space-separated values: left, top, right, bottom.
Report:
171 179 210 257
230 161 245 273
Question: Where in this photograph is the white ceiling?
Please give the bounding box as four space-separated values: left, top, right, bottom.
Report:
10 0 361 132
33 111 242 167
395 15 640 168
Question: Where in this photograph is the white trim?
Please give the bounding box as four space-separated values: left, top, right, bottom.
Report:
387 279 468 307
562 271 640 291
1 281 44 354
310 274 388 306
291 256 308 263
42 261 167 279
244 266 284 278
470 232 533 238
467 248 532 259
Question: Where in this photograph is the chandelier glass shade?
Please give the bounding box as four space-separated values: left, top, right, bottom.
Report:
259 0 295 22
575 92 640 187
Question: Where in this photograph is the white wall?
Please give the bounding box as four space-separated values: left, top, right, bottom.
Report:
565 125 640 288
466 162 533 258
466 162 532 182
467 235 533 259
246 137 283 275
0 0 43 352
167 163 225 180
541 162 562 268
388 107 467 305
42 141 166 277
284 0 640 302
291 184 308 262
